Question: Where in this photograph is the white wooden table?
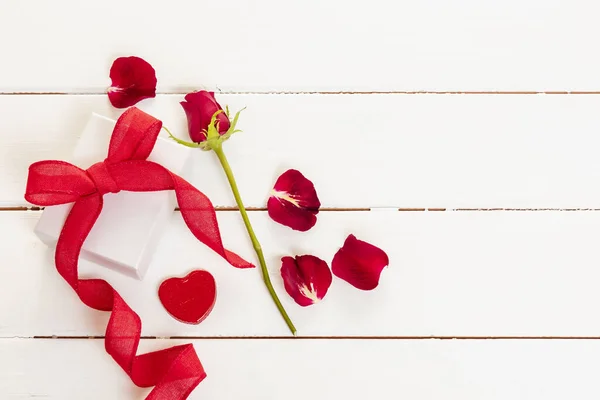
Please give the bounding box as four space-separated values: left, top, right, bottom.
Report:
3 1 600 398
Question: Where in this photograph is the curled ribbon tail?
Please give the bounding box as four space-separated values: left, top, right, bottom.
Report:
173 174 255 269
55 197 205 397
55 195 104 296
25 107 206 399
132 344 206 399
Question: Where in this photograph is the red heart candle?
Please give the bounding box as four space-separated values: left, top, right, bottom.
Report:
158 270 217 324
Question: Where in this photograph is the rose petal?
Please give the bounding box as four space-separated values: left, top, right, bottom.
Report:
108 56 157 108
281 255 332 306
208 93 231 134
181 91 230 143
332 235 389 290
268 169 320 231
180 100 206 143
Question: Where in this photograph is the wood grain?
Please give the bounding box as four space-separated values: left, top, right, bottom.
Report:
2 1 600 92
3 2 600 396
3 210 600 337
3 338 600 399
4 94 600 208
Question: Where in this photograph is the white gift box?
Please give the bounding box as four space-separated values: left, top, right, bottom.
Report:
34 113 192 280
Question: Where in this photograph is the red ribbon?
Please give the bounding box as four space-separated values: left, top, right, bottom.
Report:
25 108 254 399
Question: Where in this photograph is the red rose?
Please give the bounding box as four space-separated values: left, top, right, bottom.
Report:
180 91 231 143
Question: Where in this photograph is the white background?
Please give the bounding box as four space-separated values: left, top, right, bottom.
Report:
2 1 600 398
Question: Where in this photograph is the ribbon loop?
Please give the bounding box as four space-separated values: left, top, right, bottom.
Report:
25 161 95 206
107 107 162 163
86 162 120 196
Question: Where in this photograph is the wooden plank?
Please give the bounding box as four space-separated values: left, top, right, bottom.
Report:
2 338 600 399
3 94 600 208
1 1 599 92
3 210 600 337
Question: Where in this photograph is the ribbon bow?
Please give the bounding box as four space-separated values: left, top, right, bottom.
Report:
25 108 254 399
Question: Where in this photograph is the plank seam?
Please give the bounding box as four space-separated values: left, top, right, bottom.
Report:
4 207 600 212
4 91 600 96
0 207 371 212
23 336 600 340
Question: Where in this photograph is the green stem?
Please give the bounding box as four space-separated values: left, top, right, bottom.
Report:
212 142 297 336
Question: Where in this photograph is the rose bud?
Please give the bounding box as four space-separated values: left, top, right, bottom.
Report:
268 169 321 232
332 235 389 290
281 255 332 306
180 91 231 143
107 56 156 108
